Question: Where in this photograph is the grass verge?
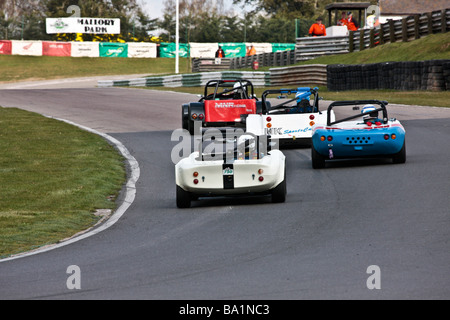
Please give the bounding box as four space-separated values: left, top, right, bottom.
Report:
0 107 126 258
0 55 192 83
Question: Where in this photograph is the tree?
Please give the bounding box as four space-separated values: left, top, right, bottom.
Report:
0 0 45 39
232 0 378 20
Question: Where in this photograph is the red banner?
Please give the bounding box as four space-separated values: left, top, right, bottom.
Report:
205 99 257 122
42 42 71 57
0 40 12 55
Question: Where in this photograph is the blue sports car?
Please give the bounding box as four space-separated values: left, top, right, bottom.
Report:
311 100 406 168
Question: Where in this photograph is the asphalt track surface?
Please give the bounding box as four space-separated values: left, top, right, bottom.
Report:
0 78 449 300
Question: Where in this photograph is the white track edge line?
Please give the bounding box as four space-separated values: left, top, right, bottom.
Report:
0 117 140 263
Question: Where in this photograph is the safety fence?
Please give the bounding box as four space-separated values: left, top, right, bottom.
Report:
327 60 450 91
98 71 271 88
100 59 450 92
295 35 349 61
350 8 450 52
0 40 157 58
0 40 295 59
192 58 232 72
223 8 450 67
99 64 325 88
192 51 296 72
229 50 296 69
270 64 327 86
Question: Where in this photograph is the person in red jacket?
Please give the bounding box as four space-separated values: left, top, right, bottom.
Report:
309 17 326 37
215 46 225 58
338 11 347 27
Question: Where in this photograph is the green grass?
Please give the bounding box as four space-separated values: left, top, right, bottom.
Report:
308 32 450 65
0 55 192 83
0 107 126 258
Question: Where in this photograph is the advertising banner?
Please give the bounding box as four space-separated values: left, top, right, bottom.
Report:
246 43 272 55
99 42 128 57
71 41 100 57
127 42 157 58
0 40 12 55
159 43 189 58
46 18 121 34
189 42 218 58
11 40 43 56
219 42 246 58
204 99 257 122
42 41 71 57
271 43 295 52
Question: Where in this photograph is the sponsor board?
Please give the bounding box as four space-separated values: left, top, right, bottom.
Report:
46 17 120 34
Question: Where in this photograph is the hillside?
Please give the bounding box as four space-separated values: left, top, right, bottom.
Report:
300 32 450 65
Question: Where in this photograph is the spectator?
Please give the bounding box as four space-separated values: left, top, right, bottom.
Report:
246 45 256 56
215 46 225 58
309 17 326 37
346 12 359 31
338 11 347 26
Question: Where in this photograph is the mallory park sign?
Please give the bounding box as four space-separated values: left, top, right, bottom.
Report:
46 17 120 34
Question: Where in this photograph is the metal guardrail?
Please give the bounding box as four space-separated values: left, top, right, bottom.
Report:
295 36 349 62
270 64 327 86
191 58 232 72
229 51 296 69
98 71 270 88
350 8 450 52
191 8 449 70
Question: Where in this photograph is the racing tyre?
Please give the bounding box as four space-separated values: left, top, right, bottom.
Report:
187 120 195 135
311 145 326 169
176 185 191 208
392 141 406 164
181 105 188 131
271 169 286 203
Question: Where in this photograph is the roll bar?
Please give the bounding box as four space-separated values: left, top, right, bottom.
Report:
261 87 319 114
326 100 389 126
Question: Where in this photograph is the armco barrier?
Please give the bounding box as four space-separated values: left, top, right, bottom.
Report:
295 36 349 62
98 71 270 88
270 64 327 86
327 60 450 91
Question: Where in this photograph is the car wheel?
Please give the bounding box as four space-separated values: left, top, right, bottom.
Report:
176 185 191 208
392 141 406 164
187 120 194 135
182 107 188 130
311 145 325 169
272 169 286 203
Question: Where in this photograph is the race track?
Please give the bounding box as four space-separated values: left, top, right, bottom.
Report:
0 82 449 300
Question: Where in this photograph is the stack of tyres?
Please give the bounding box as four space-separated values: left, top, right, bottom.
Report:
443 62 450 90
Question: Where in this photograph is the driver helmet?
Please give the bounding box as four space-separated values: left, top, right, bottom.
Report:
233 82 246 92
295 90 311 108
362 104 377 118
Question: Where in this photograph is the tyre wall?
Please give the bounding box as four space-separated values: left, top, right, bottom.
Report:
327 60 450 91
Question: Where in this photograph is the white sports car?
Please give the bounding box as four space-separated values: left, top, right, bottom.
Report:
246 87 335 146
175 131 286 208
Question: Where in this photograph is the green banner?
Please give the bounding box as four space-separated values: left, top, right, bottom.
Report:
99 43 128 57
219 42 246 58
271 43 295 52
159 43 189 58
